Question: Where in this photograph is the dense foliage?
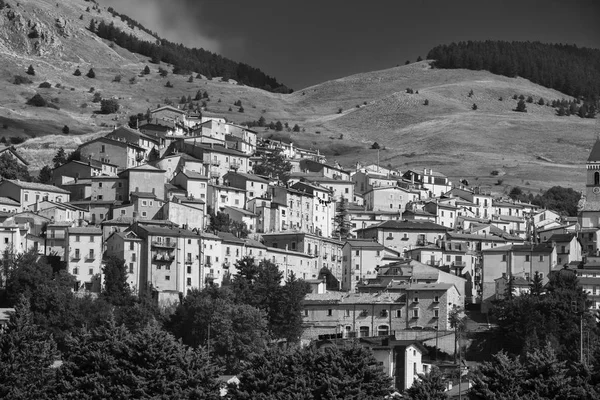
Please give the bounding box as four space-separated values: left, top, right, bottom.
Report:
0 152 31 181
89 19 291 93
509 186 581 216
253 149 292 182
427 41 600 100
228 344 393 399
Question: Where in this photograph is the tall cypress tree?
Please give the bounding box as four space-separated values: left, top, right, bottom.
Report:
334 196 352 239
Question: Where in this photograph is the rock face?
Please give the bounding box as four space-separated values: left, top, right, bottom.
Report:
0 3 64 57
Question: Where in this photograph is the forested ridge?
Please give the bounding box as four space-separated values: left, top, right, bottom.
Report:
89 17 292 93
427 41 600 100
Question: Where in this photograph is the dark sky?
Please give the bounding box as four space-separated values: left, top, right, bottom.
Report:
101 0 600 90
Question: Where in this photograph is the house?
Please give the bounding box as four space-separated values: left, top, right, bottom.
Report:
151 153 205 182
352 170 398 195
348 208 402 238
494 275 531 300
342 239 401 292
52 159 118 186
298 159 351 181
105 230 143 293
544 233 582 266
0 179 70 211
261 232 344 287
36 201 88 223
0 216 29 255
77 136 146 170
162 197 205 230
271 185 314 232
66 226 103 292
45 222 72 259
363 186 419 213
423 201 459 228
402 169 452 198
104 125 160 153
222 171 270 201
446 187 493 219
0 196 21 213
172 169 209 202
169 140 251 178
291 180 335 238
207 183 246 211
223 206 257 233
480 243 557 313
356 220 449 256
119 164 166 202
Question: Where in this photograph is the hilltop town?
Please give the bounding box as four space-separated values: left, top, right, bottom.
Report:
1 102 597 392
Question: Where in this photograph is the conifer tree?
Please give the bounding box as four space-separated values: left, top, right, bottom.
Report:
86 68 95 78
515 99 527 112
37 165 53 184
334 196 352 239
73 68 81 76
52 147 67 168
142 65 150 75
26 64 35 76
101 256 132 307
404 366 447 400
0 297 58 399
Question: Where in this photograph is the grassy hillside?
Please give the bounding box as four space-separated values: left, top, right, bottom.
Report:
0 0 596 197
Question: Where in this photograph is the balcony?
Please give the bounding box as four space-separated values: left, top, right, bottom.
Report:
205 273 215 279
71 255 81 261
154 254 174 262
452 261 466 267
185 259 194 265
151 241 176 249
85 255 95 261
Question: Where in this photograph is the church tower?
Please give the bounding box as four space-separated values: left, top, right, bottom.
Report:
587 139 600 200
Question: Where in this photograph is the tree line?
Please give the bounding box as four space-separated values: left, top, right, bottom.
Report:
88 19 292 93
427 41 600 101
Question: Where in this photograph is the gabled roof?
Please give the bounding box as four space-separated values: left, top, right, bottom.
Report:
588 139 600 162
224 171 269 183
68 227 102 235
356 220 448 232
131 191 159 200
547 233 576 243
344 239 384 249
0 179 70 194
0 146 29 165
223 206 256 216
181 170 209 180
151 105 186 115
0 196 20 206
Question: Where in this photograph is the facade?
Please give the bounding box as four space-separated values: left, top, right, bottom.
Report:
0 179 70 211
78 137 146 170
363 186 419 213
342 239 400 292
66 227 103 292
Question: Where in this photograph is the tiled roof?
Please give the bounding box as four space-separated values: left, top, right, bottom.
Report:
357 220 448 232
345 239 384 249
546 233 576 243
0 196 19 206
224 171 269 183
1 179 70 194
131 191 158 199
68 227 102 234
182 171 209 180
223 206 256 216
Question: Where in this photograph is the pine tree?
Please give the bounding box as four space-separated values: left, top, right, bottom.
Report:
62 125 69 134
26 65 35 76
37 165 52 184
143 65 150 75
101 256 132 307
292 124 300 132
472 103 478 110
515 99 527 112
88 18 96 32
275 121 283 131
530 271 544 296
73 68 81 76
257 116 266 127
0 297 59 399
404 366 447 400
86 68 95 78
334 196 352 239
52 147 67 168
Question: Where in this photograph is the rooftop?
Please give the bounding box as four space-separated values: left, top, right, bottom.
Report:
1 179 70 194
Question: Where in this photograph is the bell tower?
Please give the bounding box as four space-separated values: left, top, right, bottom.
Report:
586 139 600 200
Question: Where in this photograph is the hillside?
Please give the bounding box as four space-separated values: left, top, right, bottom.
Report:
0 0 597 196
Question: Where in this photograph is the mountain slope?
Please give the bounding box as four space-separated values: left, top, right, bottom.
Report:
0 0 596 195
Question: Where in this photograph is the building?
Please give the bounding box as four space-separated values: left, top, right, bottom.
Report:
0 179 70 211
66 226 103 292
363 186 419 213
342 239 401 292
105 230 143 292
403 169 452 198
78 136 146 170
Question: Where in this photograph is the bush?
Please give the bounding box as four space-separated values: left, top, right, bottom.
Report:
424 99 429 105
337 108 342 114
513 94 518 100
73 68 81 76
491 170 499 176
526 96 534 103
80 103 88 108
113 74 121 82
38 82 52 88
143 65 150 75
165 81 173 88
129 76 136 84
158 67 168 77
62 125 70 134
100 98 119 114
468 89 474 97
26 65 35 76
515 99 527 113
238 106 244 113
188 75 193 82
13 75 32 85
9 136 26 145
89 87 95 93
371 142 380 149
92 92 102 103
472 103 478 110
26 93 47 107
47 103 60 110
86 68 96 78
538 98 545 105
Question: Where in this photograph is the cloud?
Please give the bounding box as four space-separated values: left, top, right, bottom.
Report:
100 0 221 53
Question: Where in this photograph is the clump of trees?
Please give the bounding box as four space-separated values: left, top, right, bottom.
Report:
253 148 292 182
100 98 119 114
508 185 580 216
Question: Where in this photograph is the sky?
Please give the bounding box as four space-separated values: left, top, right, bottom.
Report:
100 0 600 90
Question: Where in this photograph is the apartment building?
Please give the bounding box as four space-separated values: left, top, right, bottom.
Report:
66 227 103 292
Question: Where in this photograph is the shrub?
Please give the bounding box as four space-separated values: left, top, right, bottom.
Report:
9 136 26 145
129 76 136 84
472 103 478 110
424 99 429 105
518 94 525 100
491 170 499 176
86 68 95 78
38 81 52 88
538 98 545 105
73 68 81 76
100 98 119 114
238 106 244 113
515 99 527 113
165 81 173 88
62 125 70 134
80 103 88 108
47 103 60 110
337 108 342 114
51 97 60 103
371 142 380 149
113 74 121 82
26 93 47 107
158 67 168 77
188 75 193 82
89 87 95 93
513 94 518 100
92 92 102 103
13 75 32 85
526 96 534 103
498 96 503 101
26 64 35 76
228 107 232 112
143 65 150 75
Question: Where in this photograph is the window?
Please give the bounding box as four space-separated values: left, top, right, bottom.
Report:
98 182 103 188
142 200 147 206
539 255 544 261
187 278 192 286
131 253 136 262
142 212 147 217
434 309 439 318
327 309 333 316
90 236 94 242
75 249 80 259
165 275 171 281
304 309 309 317
355 250 359 256
88 249 95 259
89 268 93 275
525 255 530 262
413 297 419 303
396 309 402 318
129 242 134 250
377 325 389 336
345 188 349 194
433 296 439 303
502 255 507 262
129 263 134 273
446 255 451 262
345 309 351 317
100 145 105 153
359 326 370 337
121 209 126 215
355 264 360 270
412 308 419 318
24 193 28 202
118 182 123 188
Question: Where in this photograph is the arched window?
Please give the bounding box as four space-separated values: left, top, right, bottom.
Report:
378 325 390 336
359 326 370 337
595 171 599 185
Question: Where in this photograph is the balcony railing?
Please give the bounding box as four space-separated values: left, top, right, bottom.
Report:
85 255 95 261
154 254 175 262
151 241 176 249
71 255 81 261
185 259 193 264
453 261 466 267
